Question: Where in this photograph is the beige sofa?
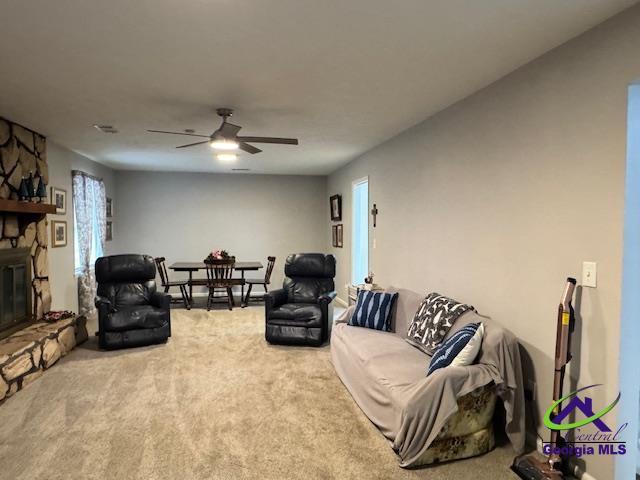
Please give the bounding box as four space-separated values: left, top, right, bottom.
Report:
330 288 525 467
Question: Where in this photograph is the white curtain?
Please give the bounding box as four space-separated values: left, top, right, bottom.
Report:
72 171 106 317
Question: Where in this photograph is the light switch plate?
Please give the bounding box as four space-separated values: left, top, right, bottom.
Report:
582 261 597 288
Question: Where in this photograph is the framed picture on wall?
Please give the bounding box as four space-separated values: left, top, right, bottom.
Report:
51 220 67 248
330 194 342 221
50 187 66 215
336 224 343 248
106 221 113 241
332 225 338 247
106 197 113 218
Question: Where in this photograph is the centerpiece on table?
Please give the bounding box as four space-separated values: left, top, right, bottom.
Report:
204 249 231 262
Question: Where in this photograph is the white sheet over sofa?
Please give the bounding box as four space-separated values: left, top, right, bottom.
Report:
330 288 525 467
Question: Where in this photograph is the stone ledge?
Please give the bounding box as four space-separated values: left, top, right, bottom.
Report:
0 316 87 404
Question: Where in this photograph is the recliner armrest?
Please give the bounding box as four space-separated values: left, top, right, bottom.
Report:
95 296 113 342
317 291 336 344
265 288 288 309
150 291 171 310
95 296 113 314
318 291 337 305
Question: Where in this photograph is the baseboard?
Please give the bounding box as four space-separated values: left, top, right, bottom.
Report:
334 297 348 307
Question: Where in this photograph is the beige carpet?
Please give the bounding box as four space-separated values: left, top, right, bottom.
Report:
0 308 515 479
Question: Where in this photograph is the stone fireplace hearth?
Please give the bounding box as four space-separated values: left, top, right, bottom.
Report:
0 315 87 402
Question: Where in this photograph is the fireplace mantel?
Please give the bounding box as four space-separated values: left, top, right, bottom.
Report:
0 199 56 216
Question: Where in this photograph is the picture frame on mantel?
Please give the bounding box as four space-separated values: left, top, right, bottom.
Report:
50 187 66 215
51 220 67 248
330 194 342 221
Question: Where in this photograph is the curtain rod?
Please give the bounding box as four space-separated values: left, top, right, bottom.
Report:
71 170 103 182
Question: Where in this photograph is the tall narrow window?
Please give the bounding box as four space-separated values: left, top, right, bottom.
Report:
72 170 106 316
352 178 369 285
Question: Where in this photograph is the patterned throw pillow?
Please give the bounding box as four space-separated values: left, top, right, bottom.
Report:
427 323 484 376
348 290 398 331
406 292 474 355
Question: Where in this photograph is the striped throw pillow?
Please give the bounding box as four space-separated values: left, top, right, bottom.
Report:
348 290 398 331
427 323 484 376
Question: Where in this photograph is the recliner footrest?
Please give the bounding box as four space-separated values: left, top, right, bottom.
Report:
266 324 323 347
101 323 171 350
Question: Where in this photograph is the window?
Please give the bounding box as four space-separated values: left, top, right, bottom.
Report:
73 206 104 275
352 177 369 285
72 171 106 275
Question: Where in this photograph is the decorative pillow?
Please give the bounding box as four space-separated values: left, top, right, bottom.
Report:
348 290 398 331
406 292 474 354
427 323 484 376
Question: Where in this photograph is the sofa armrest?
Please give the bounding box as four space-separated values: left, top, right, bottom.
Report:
150 291 171 310
265 288 288 310
334 305 356 325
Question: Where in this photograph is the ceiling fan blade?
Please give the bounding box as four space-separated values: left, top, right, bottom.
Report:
219 122 242 137
176 140 210 149
236 136 298 145
238 142 262 154
147 129 210 138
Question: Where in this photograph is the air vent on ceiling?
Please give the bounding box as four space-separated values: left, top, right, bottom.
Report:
232 168 250 172
93 124 118 134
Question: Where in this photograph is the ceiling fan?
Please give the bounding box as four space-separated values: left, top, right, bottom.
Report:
147 108 299 157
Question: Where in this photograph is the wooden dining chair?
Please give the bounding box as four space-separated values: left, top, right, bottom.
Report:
205 257 237 311
154 257 190 309
243 256 276 306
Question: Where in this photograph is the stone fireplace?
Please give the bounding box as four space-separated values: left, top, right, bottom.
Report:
0 117 51 322
0 116 86 404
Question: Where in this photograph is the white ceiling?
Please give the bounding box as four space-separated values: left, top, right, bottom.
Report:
0 0 636 175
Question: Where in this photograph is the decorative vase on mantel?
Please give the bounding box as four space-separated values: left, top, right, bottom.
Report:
35 173 47 202
18 177 29 201
25 172 36 202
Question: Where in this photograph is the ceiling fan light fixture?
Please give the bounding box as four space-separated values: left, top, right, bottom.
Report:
210 139 239 150
216 153 237 162
148 108 298 154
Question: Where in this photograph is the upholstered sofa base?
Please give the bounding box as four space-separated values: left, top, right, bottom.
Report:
265 324 323 347
414 424 495 467
411 383 497 467
100 323 171 350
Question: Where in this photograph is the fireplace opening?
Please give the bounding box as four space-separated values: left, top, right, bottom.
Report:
0 247 32 340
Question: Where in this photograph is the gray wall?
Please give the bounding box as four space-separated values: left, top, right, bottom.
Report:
327 8 640 479
47 141 116 312
112 171 326 291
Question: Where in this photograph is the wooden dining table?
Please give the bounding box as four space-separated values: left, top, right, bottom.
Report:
169 261 263 304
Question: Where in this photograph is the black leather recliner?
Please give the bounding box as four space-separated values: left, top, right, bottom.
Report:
265 253 336 347
95 254 171 350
